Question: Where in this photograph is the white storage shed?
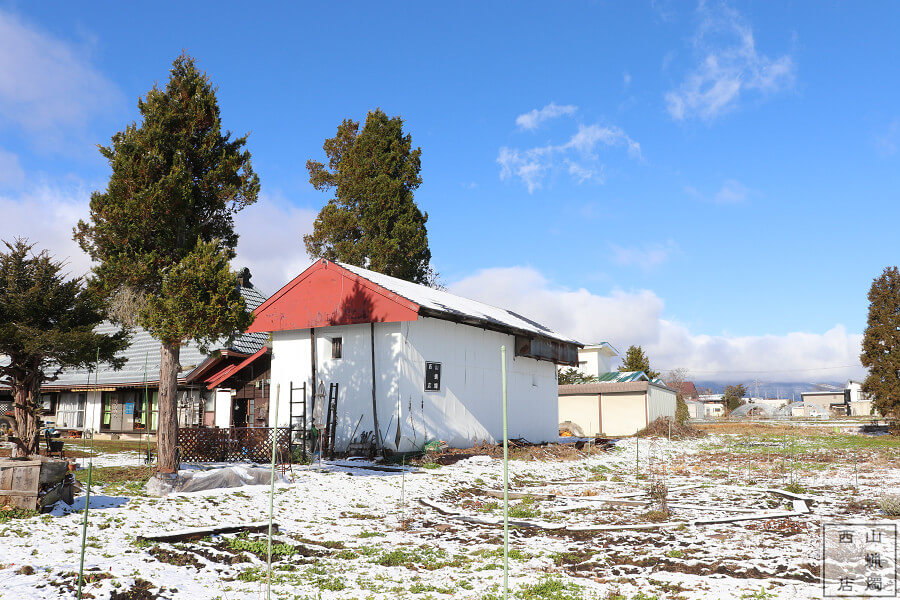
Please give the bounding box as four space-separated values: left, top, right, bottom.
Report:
247 260 581 452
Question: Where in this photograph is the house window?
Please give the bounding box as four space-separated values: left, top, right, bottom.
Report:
133 390 151 430
331 337 342 359
40 393 55 413
56 393 86 429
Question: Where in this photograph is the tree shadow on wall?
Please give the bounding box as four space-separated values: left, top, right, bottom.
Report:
334 280 383 325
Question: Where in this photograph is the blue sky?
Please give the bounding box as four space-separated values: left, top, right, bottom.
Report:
1 1 897 381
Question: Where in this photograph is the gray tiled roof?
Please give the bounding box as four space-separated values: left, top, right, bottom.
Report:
49 285 268 388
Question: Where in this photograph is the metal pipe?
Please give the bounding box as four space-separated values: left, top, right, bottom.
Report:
501 345 509 600
266 384 281 600
370 323 380 451
77 349 100 600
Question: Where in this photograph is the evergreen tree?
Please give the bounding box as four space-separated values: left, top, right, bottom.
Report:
860 266 900 417
0 239 128 455
75 54 259 474
557 367 598 385
304 109 437 285
723 384 747 413
617 345 659 379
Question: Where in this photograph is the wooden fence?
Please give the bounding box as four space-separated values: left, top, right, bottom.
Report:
178 427 290 463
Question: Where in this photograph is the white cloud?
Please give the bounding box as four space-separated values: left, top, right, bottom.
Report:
714 178 748 203
0 149 25 189
498 123 641 193
876 118 900 156
515 102 578 130
610 240 679 270
450 265 864 382
685 178 749 203
566 161 598 184
233 193 317 295
0 182 93 278
623 72 632 87
0 9 122 149
665 2 795 121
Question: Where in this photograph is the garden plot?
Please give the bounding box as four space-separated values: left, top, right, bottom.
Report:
0 432 897 600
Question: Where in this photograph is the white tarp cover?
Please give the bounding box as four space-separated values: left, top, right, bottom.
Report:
147 465 282 496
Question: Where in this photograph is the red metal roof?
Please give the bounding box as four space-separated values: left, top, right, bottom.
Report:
247 260 421 333
205 346 269 390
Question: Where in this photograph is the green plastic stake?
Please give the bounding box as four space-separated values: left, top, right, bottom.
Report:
266 384 281 600
401 454 406 524
501 345 509 600
635 435 639 479
77 349 100 600
142 351 151 476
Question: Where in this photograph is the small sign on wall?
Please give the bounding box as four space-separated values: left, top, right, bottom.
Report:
425 362 441 392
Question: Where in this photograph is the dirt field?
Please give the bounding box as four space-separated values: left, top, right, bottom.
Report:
1 428 898 599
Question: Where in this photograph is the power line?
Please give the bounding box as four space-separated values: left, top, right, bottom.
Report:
656 364 861 374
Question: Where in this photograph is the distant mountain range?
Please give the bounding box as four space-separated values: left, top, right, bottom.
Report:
691 380 846 400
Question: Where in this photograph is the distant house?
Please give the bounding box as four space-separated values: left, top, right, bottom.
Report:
800 391 849 418
684 399 704 420
665 380 699 401
573 343 619 379
697 393 726 418
247 259 581 451
558 371 676 437
846 380 873 416
12 271 268 439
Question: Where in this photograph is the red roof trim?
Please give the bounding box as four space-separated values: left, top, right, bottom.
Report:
205 346 269 390
247 260 421 333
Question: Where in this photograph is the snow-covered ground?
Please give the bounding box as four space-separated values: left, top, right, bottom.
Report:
0 433 897 599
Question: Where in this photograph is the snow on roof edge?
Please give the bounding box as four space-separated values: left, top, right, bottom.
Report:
336 262 581 346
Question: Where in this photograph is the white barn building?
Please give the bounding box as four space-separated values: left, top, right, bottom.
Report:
248 260 581 452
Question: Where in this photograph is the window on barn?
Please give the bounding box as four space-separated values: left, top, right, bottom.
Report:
332 337 342 359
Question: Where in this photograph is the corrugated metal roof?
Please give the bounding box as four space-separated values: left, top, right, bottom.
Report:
595 371 650 383
47 285 268 388
558 381 651 395
337 262 580 345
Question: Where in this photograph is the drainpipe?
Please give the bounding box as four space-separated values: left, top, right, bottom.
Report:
310 328 317 428
370 323 381 450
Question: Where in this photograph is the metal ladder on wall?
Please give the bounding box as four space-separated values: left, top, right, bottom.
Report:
288 381 307 465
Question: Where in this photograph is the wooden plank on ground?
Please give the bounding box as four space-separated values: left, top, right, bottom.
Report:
137 521 278 543
692 510 802 525
556 496 649 507
565 523 669 532
481 489 555 500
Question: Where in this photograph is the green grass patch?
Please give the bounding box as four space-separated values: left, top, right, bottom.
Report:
0 507 38 523
227 535 297 559
371 545 465 570
515 576 586 600
507 497 541 519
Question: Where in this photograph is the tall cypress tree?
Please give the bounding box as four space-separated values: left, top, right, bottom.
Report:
304 109 436 285
0 239 128 455
617 345 659 379
75 54 259 475
860 266 900 417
